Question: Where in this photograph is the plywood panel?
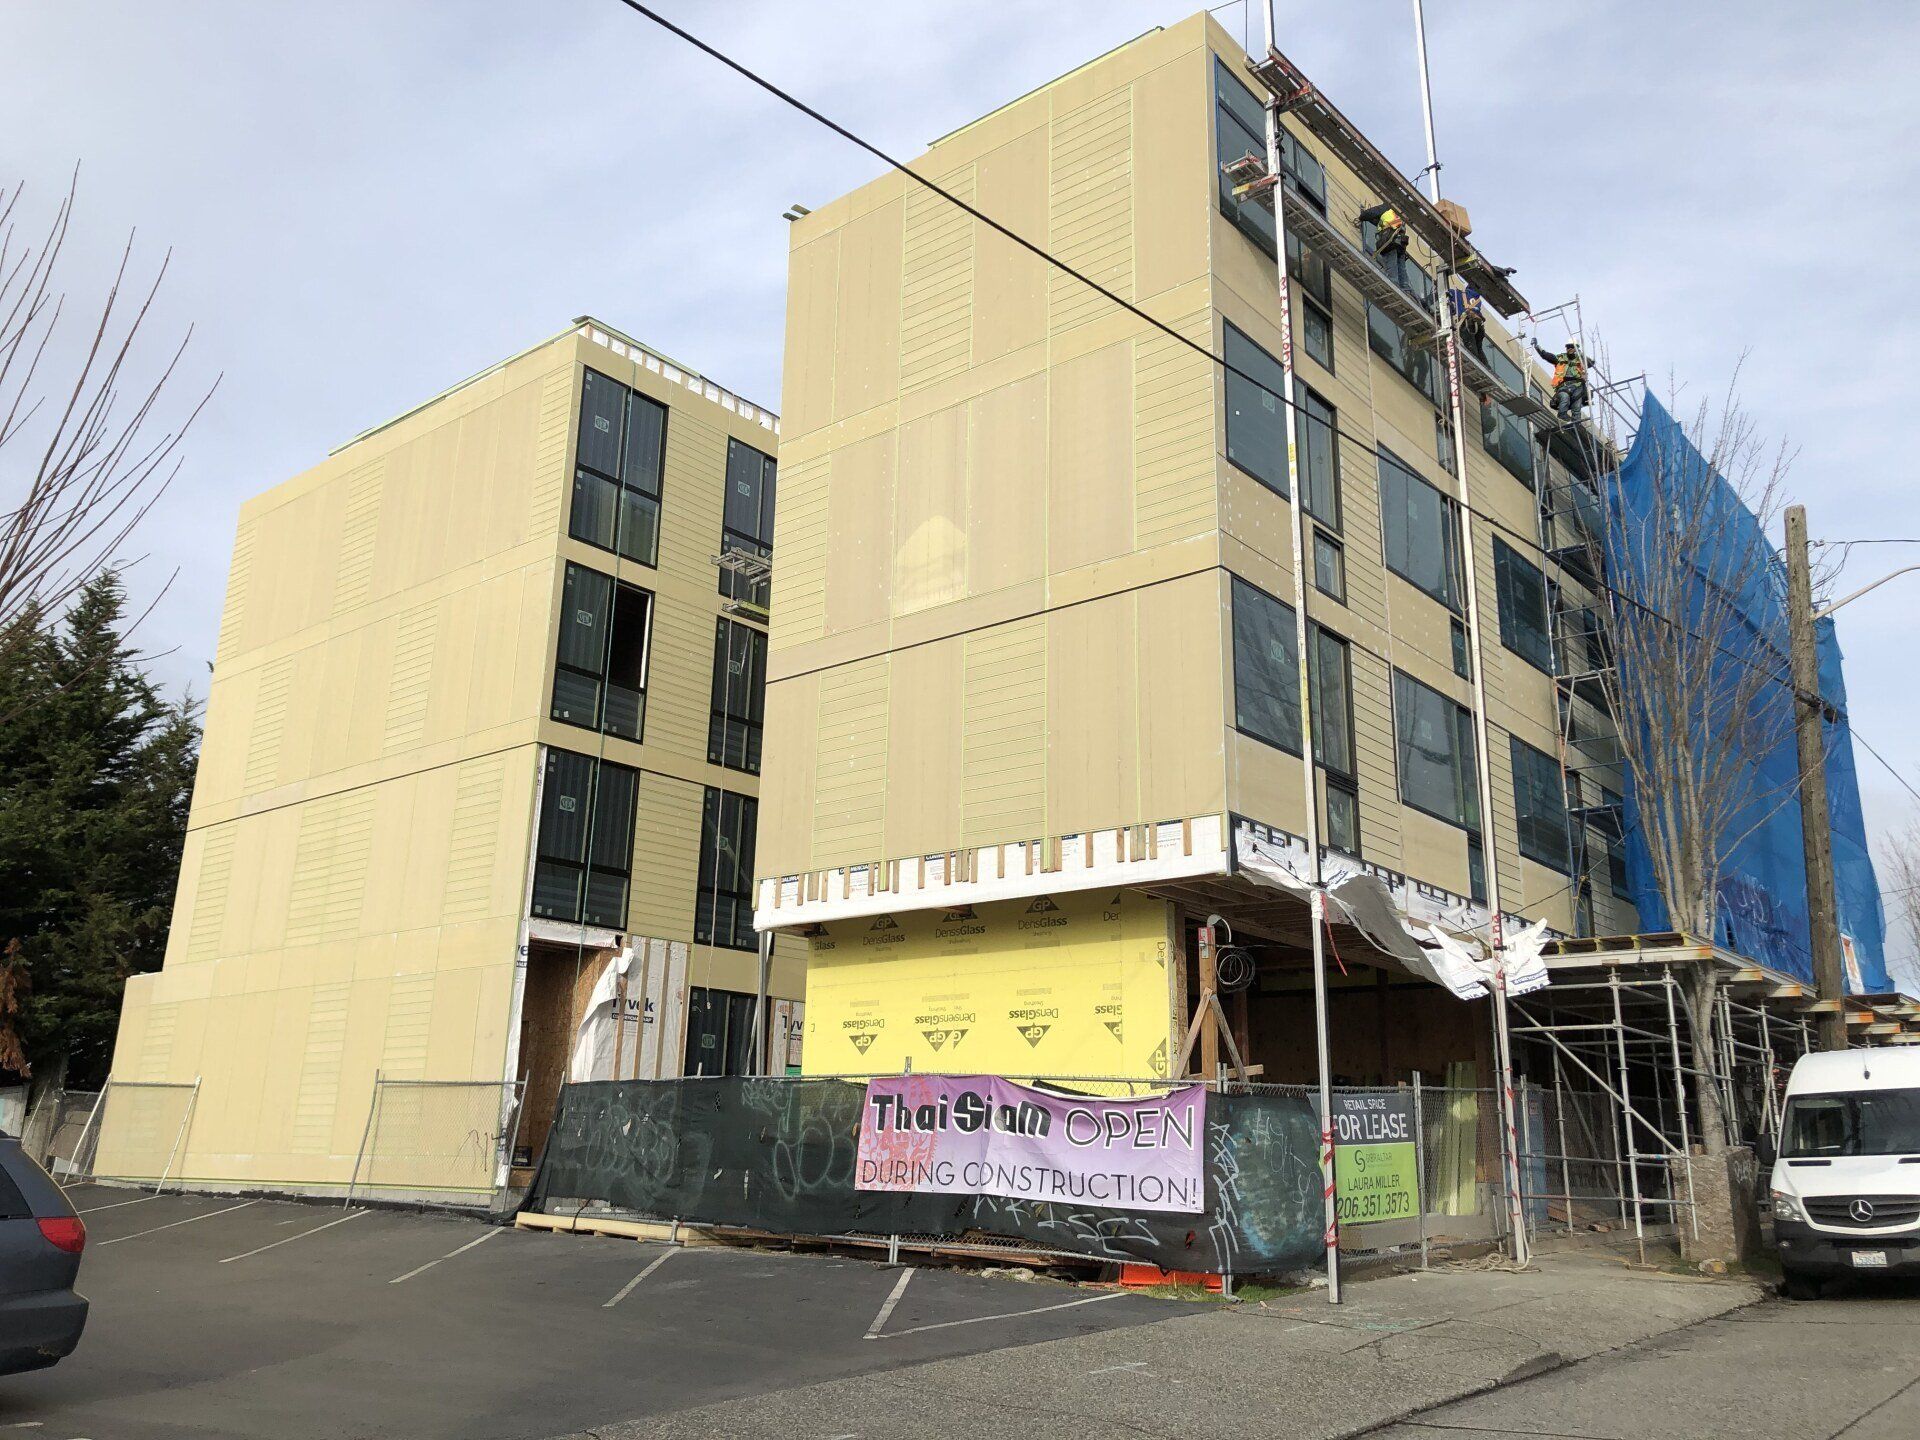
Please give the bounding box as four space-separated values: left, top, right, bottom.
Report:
1048 341 1135 574
893 403 969 614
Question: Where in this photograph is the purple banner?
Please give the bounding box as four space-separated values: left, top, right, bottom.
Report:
855 1075 1206 1214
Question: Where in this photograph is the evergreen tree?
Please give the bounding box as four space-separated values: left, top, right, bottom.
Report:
0 573 199 1086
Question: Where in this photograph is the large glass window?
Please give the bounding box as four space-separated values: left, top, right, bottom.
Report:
1297 382 1340 529
1230 579 1353 776
1479 343 1536 485
1510 735 1572 871
1367 304 1443 409
1783 1089 1920 1159
570 368 666 568
1286 232 1335 374
1393 670 1479 831
531 749 637 929
721 438 777 610
1225 323 1290 497
1493 538 1553 674
1215 60 1274 254
708 617 767 773
551 563 651 740
1378 447 1463 611
685 986 759 1076
697 787 758 951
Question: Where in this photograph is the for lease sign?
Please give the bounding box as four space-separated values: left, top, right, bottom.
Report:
854 1074 1206 1214
1331 1092 1420 1226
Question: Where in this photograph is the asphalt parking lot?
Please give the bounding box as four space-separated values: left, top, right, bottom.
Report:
3 1184 1184 1440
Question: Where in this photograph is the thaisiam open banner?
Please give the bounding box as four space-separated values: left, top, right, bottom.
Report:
855 1075 1206 1214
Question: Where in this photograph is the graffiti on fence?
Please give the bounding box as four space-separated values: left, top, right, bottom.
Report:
526 1077 1324 1274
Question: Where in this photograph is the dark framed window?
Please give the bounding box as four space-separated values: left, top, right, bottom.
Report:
697 787 758 951
708 617 767 773
1214 61 1328 257
1493 538 1553 674
1225 323 1289 497
1367 303 1443 409
1327 780 1359 854
1393 670 1480 832
685 986 759 1076
1602 785 1631 898
1297 381 1340 528
1468 832 1487 904
1511 735 1572 872
551 563 651 741
570 368 666 568
531 749 637 929
721 438 777 610
1312 530 1346 601
1287 231 1334 373
1450 617 1472 679
1230 578 1353 776
1378 446 1464 611
1479 344 1536 485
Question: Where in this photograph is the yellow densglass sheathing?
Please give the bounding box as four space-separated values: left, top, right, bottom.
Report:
801 891 1177 1080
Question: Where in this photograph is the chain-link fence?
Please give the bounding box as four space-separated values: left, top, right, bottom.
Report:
346 1077 524 1208
69 1079 200 1188
17 1086 102 1178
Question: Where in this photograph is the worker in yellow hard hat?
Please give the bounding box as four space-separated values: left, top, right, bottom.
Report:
1358 201 1409 266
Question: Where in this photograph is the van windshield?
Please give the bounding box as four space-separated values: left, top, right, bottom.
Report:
1783 1088 1920 1158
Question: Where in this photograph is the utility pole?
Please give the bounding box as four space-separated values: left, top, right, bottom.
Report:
1784 505 1848 1050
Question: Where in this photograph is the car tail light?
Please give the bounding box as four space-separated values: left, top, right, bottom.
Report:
37 1216 86 1254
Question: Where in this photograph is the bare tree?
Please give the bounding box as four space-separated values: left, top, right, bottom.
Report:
0 171 213 646
1586 374 1807 1158
1877 818 1920 996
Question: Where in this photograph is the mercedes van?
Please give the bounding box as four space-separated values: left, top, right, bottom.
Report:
1767 1048 1920 1298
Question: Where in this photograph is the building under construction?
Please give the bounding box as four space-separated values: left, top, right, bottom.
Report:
755 11 1911 1248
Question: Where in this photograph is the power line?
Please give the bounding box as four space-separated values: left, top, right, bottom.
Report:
607 0 1919 877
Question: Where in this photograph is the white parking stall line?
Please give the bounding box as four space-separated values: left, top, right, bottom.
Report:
388 1225 502 1284
99 1199 259 1246
873 1290 1129 1339
863 1268 915 1340
220 1207 368 1263
76 1193 162 1215
604 1247 674 1307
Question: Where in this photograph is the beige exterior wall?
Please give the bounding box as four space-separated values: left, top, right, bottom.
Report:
765 10 1637 992
105 324 799 1189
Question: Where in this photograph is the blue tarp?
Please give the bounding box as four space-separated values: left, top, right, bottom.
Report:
1611 393 1890 992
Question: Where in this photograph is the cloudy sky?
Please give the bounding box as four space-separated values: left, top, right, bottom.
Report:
6 0 1918 980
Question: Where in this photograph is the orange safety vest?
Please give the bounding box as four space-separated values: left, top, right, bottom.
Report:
1553 352 1586 387
1378 206 1404 231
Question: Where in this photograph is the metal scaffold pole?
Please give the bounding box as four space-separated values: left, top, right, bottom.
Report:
1258 0 1340 1306
1413 0 1530 1266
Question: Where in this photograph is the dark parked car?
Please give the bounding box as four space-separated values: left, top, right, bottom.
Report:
0 1135 87 1375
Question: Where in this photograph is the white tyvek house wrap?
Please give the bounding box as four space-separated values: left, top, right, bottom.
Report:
1233 830 1549 1000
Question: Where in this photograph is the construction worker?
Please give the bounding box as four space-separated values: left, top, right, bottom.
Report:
1533 340 1589 423
1450 282 1487 356
1358 200 1409 266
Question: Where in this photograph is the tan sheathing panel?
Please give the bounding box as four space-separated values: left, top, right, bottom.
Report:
970 125 1049 365
813 658 890 858
382 602 439 753
1047 340 1135 573
291 980 350 1153
1350 647 1403 866
243 657 294 792
893 403 969 614
284 791 377 945
965 376 1048 597
823 433 896 636
900 164 977 392
1138 571 1226 820
1133 308 1217 549
630 769 703 941
1048 88 1133 336
771 451 829 645
833 197 906 425
885 642 964 857
642 593 714 762
185 827 237 961
962 617 1047 846
657 403 727 595
782 231 840 437
754 670 819 878
1047 593 1141 833
332 460 386 615
215 516 258 664
379 971 435 1079
442 755 508 925
527 364 576 540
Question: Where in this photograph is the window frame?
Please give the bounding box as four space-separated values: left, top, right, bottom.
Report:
1230 577 1354 780
1391 669 1482 834
684 985 760 1076
1510 734 1574 873
530 748 638 929
1366 302 1443 409
720 438 777 610
696 786 759 952
708 616 768 774
1224 321 1292 499
569 368 668 570
1377 445 1465 613
551 561 654 742
1493 537 1555 675
1296 379 1341 530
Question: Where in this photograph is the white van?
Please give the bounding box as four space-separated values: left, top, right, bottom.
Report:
1767 1048 1920 1298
